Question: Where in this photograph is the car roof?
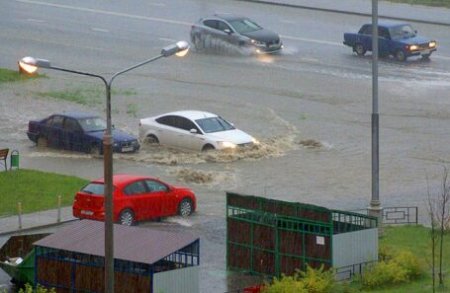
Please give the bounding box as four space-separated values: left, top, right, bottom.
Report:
52 111 100 119
158 110 218 120
92 174 162 188
203 14 248 22
365 21 409 28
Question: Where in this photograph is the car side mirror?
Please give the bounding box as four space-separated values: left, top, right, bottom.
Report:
190 128 198 134
224 28 232 34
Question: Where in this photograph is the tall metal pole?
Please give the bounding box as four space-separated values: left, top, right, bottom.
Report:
370 0 382 223
18 42 189 293
104 83 114 293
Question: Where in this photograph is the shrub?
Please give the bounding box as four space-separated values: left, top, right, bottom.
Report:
262 275 308 293
18 284 55 293
361 248 423 289
263 265 341 293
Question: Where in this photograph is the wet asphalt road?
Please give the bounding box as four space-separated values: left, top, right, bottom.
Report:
1 0 450 291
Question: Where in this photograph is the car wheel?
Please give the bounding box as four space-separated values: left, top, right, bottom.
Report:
202 144 215 152
193 35 204 51
178 198 193 217
119 209 135 226
395 50 406 62
354 43 366 56
144 134 159 144
37 136 48 148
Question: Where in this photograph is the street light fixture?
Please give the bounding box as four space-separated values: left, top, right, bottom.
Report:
18 40 189 293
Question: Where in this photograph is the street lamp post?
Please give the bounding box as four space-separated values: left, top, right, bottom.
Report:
19 40 189 293
370 0 382 226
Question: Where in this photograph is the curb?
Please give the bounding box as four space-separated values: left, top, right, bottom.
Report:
235 0 450 27
0 219 78 237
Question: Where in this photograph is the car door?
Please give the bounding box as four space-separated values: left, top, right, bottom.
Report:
216 20 239 45
154 115 182 147
123 180 161 220
62 117 84 151
45 115 64 149
202 19 219 44
144 179 175 217
178 117 205 151
378 27 391 56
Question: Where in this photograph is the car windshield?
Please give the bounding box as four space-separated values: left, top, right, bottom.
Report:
195 117 235 133
78 117 107 132
81 183 105 195
389 24 416 40
229 18 262 34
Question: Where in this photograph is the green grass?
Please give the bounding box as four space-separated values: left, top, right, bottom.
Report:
37 86 137 106
362 225 450 292
0 68 43 83
0 169 88 216
384 0 450 8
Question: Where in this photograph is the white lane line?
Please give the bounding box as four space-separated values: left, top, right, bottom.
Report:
149 2 165 7
15 0 191 26
26 18 45 22
14 0 450 62
281 35 342 46
159 37 176 43
91 27 109 33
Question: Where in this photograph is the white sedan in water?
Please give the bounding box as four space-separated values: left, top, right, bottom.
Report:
139 110 258 151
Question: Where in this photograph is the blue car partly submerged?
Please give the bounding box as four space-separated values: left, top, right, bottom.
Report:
27 112 140 154
343 21 437 61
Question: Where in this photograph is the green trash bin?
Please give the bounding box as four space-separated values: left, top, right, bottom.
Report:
10 150 19 170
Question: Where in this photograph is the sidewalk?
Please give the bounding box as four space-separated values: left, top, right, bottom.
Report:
0 207 76 236
237 0 450 26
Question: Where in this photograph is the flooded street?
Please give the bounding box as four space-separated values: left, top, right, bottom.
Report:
1 0 450 291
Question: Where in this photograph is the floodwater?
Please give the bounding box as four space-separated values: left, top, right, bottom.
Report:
1 46 450 292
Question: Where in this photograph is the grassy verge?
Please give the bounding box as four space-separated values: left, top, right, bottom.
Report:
0 169 88 216
363 225 450 292
0 68 42 84
37 86 137 106
385 0 450 8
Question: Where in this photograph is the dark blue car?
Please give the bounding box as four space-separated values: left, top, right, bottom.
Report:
27 112 140 154
343 22 437 61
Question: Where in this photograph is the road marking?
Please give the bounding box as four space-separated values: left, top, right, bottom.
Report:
14 0 450 62
26 18 45 23
159 37 176 43
16 0 191 26
91 27 109 33
281 35 341 46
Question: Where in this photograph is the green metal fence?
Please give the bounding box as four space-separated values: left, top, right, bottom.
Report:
226 192 377 278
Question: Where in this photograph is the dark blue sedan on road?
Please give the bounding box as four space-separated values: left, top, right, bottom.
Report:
27 112 140 154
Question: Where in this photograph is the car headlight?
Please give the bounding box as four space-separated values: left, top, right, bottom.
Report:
408 45 419 51
217 141 237 149
252 137 260 145
250 39 266 47
429 41 437 48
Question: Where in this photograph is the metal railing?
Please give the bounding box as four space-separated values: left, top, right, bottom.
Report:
350 206 418 225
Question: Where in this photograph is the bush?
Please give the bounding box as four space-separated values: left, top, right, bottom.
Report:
361 247 423 289
18 284 55 293
262 265 352 293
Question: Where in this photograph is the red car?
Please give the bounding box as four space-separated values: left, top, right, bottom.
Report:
73 174 196 225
